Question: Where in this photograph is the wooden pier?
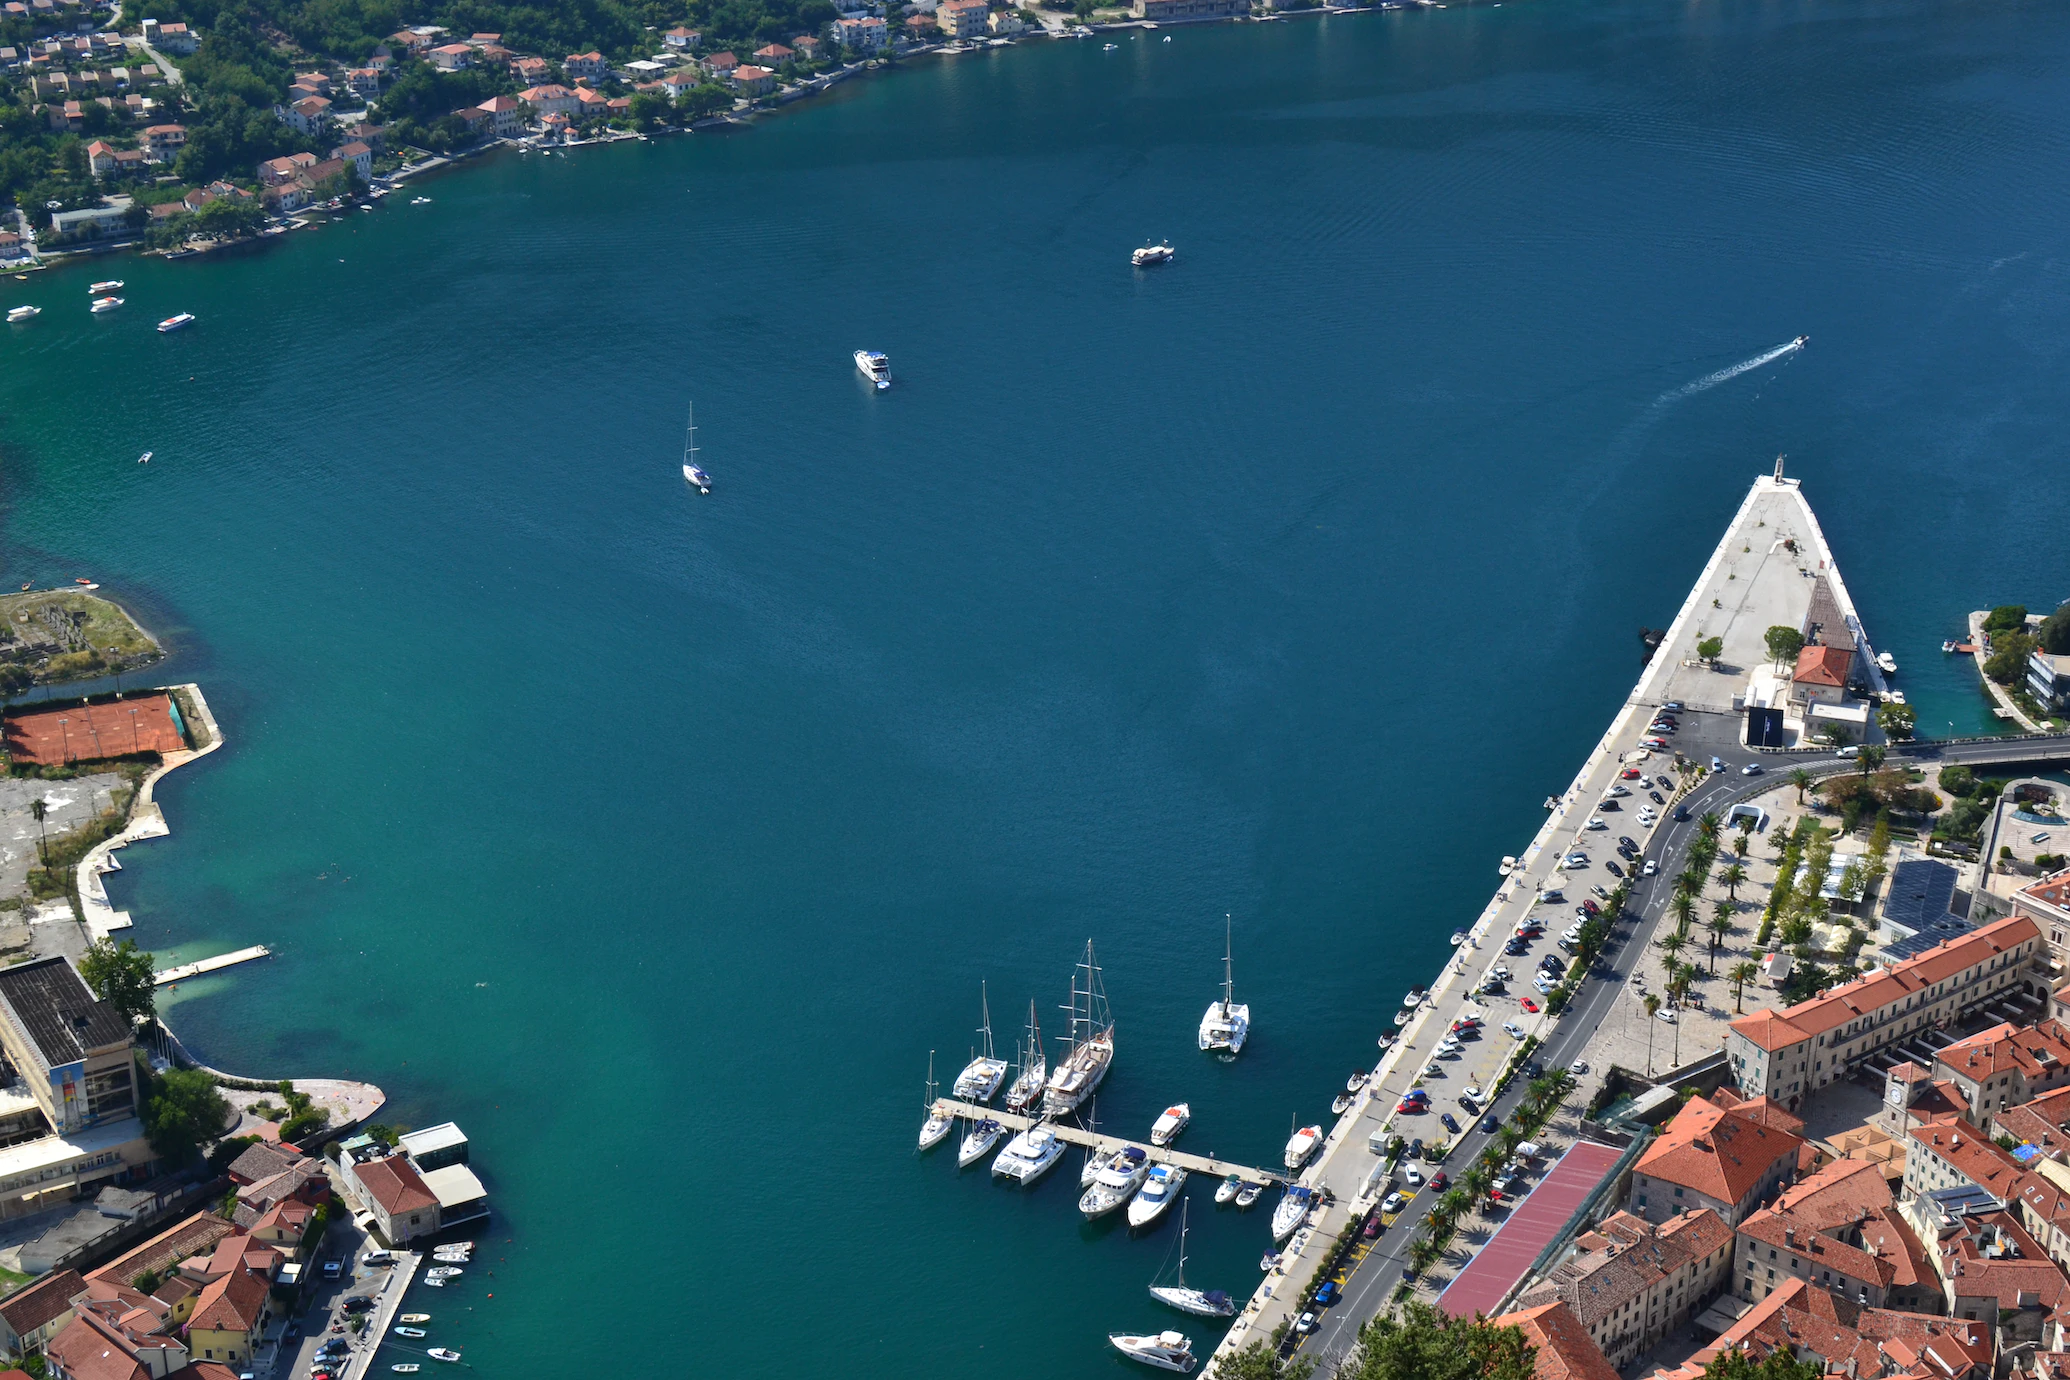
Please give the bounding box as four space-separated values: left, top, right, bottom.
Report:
932 1098 1292 1185
154 945 272 986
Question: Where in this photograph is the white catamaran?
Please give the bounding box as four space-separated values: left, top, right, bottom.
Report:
952 980 1008 1103
1149 1200 1236 1317
1043 939 1115 1117
1003 999 1047 1114
1197 914 1250 1055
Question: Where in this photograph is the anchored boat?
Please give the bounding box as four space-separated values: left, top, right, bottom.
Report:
1042 940 1114 1117
957 1116 1006 1169
1197 914 1249 1055
854 349 890 389
1149 1201 1236 1317
1150 1103 1190 1147
1110 1331 1195 1373
951 980 1008 1102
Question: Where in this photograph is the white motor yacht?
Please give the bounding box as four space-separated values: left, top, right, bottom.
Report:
89 296 122 313
1043 941 1115 1116
1271 1185 1315 1241
1283 1124 1322 1169
1078 1146 1150 1217
1198 915 1250 1054
1877 650 1897 675
1215 1173 1242 1205
958 1117 1006 1169
993 1124 1067 1185
854 349 891 389
1126 1164 1188 1229
952 981 1009 1102
157 313 195 332
1110 1332 1196 1373
89 280 123 293
917 1052 954 1151
1150 1104 1191 1147
6 306 38 322
1131 243 1174 267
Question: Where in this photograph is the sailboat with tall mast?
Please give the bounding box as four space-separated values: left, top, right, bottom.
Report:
917 1051 953 1151
1149 1200 1235 1317
1043 940 1115 1117
681 402 711 494
1197 914 1250 1055
952 981 1008 1103
1004 999 1047 1114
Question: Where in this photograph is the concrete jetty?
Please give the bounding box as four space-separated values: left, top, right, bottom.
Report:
154 944 270 986
933 1098 1293 1185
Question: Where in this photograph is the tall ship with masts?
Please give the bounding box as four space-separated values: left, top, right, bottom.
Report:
1043 940 1115 1117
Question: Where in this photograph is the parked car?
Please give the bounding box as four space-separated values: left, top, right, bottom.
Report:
1382 1192 1407 1213
1505 940 1530 955
342 1297 374 1314
1570 1059 1590 1075
1296 1311 1319 1335
1396 1097 1427 1114
1606 860 1625 877
1662 701 1683 712
1648 789 1666 804
1520 998 1540 1012
1657 774 1673 788
1642 736 1669 749
1581 899 1601 915
1620 767 1643 780
1440 1112 1460 1133
1316 1280 1341 1307
1461 1085 1483 1101
322 1260 342 1281
1363 1215 1384 1239
1607 784 1630 797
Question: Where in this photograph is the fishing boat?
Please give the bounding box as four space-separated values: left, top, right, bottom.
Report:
1215 1173 1242 1205
1042 940 1115 1116
1078 1145 1150 1217
1150 1103 1190 1147
400 1315 431 1324
1283 1123 1322 1169
1271 1185 1314 1241
917 1051 953 1151
89 280 123 293
957 1116 1006 1169
1149 1201 1235 1317
853 349 891 389
89 296 122 313
395 1327 427 1338
1126 1164 1188 1228
1110 1331 1195 1373
681 402 710 493
1235 1181 1264 1209
427 1350 462 1364
1197 914 1250 1055
157 312 195 332
6 306 38 322
992 1122 1067 1185
951 980 1009 1102
1131 243 1174 267
1003 1000 1047 1113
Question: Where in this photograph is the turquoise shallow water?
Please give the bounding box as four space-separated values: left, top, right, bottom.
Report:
2 0 2069 1372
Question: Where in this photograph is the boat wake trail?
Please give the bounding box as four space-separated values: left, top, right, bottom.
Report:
1659 337 1807 403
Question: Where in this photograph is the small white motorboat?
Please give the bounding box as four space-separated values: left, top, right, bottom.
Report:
392 1367 420 1375
1345 1070 1367 1092
1331 1092 1353 1115
399 1314 431 1324
1877 650 1897 675
395 1327 427 1338
137 451 151 464
6 306 38 322
1235 1181 1264 1210
89 280 123 293
425 1267 462 1279
1499 855 1517 875
1150 1103 1191 1147
421 1277 446 1287
1110 1331 1195 1373
427 1350 462 1364
1131 242 1174 267
1284 1124 1322 1169
1215 1173 1242 1205
1259 1249 1281 1271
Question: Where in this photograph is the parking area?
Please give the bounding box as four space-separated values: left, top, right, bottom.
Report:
273 1233 418 1380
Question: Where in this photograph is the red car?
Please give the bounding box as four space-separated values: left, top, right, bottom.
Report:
1396 1097 1428 1114
1520 998 1540 1012
1430 1172 1449 1191
1620 767 1643 780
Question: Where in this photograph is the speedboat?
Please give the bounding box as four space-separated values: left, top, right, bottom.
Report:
399 1315 431 1324
89 280 123 293
6 306 37 322
1110 1332 1195 1373
393 1368 420 1374
1331 1092 1353 1115
993 1123 1067 1184
89 296 122 313
1271 1185 1315 1241
137 451 151 464
1284 1124 1322 1169
1234 1181 1264 1209
425 1267 462 1279
684 464 710 493
1451 930 1468 945
1394 1009 1411 1027
1943 640 1961 653
421 1277 445 1287
952 983 1009 1102
1131 243 1174 267
1259 1249 1281 1271
157 313 195 332
1876 650 1897 675
1126 1164 1188 1228
1499 855 1517 875
854 349 891 389
1346 1070 1367 1092
1150 1104 1190 1147
1215 1173 1242 1205
427 1351 462 1364
958 1116 1006 1169
1199 916 1249 1055
1404 987 1427 1005
1793 334 1810 347
1078 1146 1150 1216
395 1327 427 1338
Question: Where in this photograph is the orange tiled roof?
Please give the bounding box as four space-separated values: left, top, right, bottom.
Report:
1493 1301 1621 1380
1910 1119 2025 1197
1635 1097 1803 1203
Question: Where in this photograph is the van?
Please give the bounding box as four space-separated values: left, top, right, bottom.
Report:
321 1260 342 1281
1835 745 1860 759
1516 1141 1544 1160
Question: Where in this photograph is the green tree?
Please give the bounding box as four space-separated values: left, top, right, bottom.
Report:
1718 862 1747 901
1939 765 1976 797
1789 767 1810 804
0 664 31 704
1877 701 1916 740
1858 744 1885 777
1696 635 1724 661
1764 625 1805 667
79 938 157 1023
1218 1342 1315 1380
1346 1301 1535 1380
140 1065 230 1164
1729 960 1760 1012
1643 994 1661 1072
1984 604 2030 636
1986 628 2037 685
2042 602 2070 655
1702 1340 1826 1380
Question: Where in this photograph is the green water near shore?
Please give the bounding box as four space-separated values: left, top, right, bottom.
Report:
0 0 2068 1373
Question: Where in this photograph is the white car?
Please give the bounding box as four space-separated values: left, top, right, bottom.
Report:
1606 784 1630 797
1570 1060 1590 1075
1504 1021 1526 1038
1534 974 1559 993
1403 1165 1424 1186
1461 1085 1483 1101
1658 1007 1677 1023
1643 859 1659 876
1382 1192 1406 1213
1437 1039 1461 1056
1585 816 1607 830
1491 964 1512 979
1563 856 1590 871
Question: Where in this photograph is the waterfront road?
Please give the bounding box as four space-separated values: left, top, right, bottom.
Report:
1299 728 2070 1373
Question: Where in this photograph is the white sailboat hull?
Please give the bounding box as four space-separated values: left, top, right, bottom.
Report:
952 1057 1008 1102
958 1121 1005 1168
1149 1286 1235 1318
1198 1000 1250 1053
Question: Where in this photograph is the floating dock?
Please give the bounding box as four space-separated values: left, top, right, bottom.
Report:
154 945 271 986
932 1098 1292 1186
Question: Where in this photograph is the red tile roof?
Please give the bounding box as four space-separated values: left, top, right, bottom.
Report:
1795 643 1853 687
186 1267 266 1335
1494 1301 1621 1380
355 1155 437 1215
0 1269 83 1336
1635 1096 1802 1204
1910 1119 2025 1197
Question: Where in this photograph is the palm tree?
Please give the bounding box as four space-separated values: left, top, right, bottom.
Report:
1859 744 1885 777
1461 1163 1493 1203
1658 931 1686 967
1408 1239 1439 1275
1707 909 1732 971
1718 862 1748 901
27 798 46 867
1678 866 1705 898
1668 892 1696 934
1790 767 1811 804
1733 832 1750 859
1439 1188 1470 1223
1697 811 1722 843
1643 993 1661 1074
1729 960 1759 1013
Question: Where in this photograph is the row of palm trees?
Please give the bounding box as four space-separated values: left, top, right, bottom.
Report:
1404 1071 1576 1278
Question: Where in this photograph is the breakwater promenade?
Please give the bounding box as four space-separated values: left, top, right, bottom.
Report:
1210 467 1899 1375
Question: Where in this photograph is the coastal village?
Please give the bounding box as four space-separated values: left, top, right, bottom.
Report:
0 586 491 1380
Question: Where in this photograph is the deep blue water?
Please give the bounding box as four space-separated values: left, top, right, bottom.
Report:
1 0 2068 1372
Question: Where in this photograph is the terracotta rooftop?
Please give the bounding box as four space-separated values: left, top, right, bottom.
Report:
1796 643 1854 688
1910 1119 2025 1197
1936 1018 2070 1087
1635 1096 1803 1204
1516 1209 1731 1328
354 1155 437 1215
0 1268 83 1336
1493 1301 1621 1380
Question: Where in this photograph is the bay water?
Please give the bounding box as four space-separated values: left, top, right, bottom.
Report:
1 0 2068 1371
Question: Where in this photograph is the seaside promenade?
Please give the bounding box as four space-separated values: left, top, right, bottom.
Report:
1206 469 1902 1375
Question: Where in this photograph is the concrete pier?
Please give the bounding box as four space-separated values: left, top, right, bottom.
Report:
154 944 270 985
933 1098 1292 1185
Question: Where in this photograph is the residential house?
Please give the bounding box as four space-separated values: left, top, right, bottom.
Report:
138 18 195 53
257 151 319 186
510 56 550 84
475 94 524 136
905 12 939 36
428 42 473 69
1790 642 1855 717
516 83 578 119
139 124 183 162
342 121 385 150
466 31 501 44
84 138 114 174
793 34 826 57
0 1269 84 1359
343 1154 439 1244
1491 1302 1620 1380
279 96 331 135
84 1211 236 1293
836 15 889 49
0 234 27 262
1654 1277 1995 1380
1514 1209 1734 1368
570 86 609 117
328 140 372 178
660 70 701 100
985 11 1023 33
292 71 331 95
1733 1156 1936 1310
701 50 739 76
44 1286 187 1380
1628 1094 1804 1227
606 95 631 119
935 0 987 38
752 41 793 65
449 105 493 137
1905 1119 2026 1203
730 64 776 97
1927 1210 2069 1344
663 26 700 47
398 1124 470 1172
563 51 609 81
183 1269 269 1369
1726 916 2046 1109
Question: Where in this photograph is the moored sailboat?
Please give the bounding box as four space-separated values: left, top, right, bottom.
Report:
1043 939 1115 1117
681 402 711 493
1004 1000 1047 1113
917 1051 953 1151
1149 1201 1236 1317
1198 914 1250 1054
952 980 1008 1102
958 1116 1006 1169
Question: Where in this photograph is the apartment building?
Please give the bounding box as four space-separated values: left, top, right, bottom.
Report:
1515 1210 1735 1368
